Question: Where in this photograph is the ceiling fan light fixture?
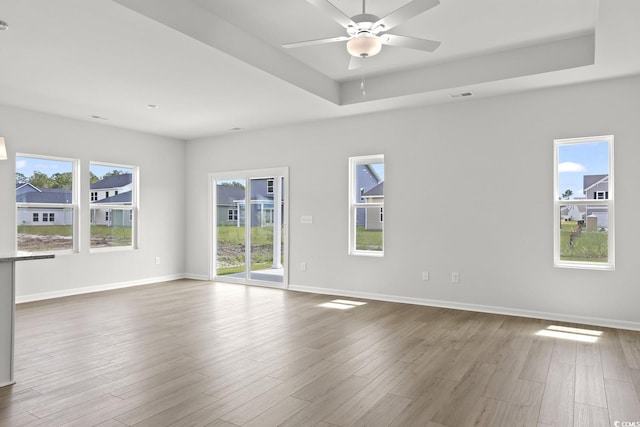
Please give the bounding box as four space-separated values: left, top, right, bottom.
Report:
346 34 382 58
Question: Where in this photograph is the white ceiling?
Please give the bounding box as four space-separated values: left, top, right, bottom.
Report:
0 0 639 140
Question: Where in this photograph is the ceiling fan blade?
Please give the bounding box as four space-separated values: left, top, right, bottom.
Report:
381 34 440 52
348 56 364 70
282 35 350 49
306 0 357 29
374 0 439 32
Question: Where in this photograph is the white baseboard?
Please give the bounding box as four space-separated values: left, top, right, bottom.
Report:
183 273 209 281
288 284 640 331
16 274 187 304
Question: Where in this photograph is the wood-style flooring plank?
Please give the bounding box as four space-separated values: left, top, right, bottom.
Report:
604 378 640 425
574 403 610 427
538 362 575 426
0 279 636 427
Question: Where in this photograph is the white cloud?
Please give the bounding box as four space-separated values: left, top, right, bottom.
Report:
558 161 586 173
15 160 26 170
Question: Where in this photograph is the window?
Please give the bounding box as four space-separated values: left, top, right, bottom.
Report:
554 136 614 270
267 179 274 194
90 162 138 250
595 191 608 200
16 154 78 252
228 208 238 221
349 155 384 256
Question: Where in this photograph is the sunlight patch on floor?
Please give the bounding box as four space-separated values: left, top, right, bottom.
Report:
318 299 368 310
536 324 601 343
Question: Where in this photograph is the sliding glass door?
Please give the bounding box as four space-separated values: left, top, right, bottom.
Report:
212 168 287 287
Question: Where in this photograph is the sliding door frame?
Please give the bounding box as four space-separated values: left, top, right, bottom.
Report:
209 167 289 289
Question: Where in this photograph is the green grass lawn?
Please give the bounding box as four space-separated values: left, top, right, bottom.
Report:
90 225 132 246
18 225 72 236
560 221 608 262
356 226 383 251
216 225 283 275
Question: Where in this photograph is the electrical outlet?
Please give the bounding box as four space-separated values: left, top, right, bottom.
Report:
155 257 160 265
422 271 429 281
451 272 460 283
300 262 307 272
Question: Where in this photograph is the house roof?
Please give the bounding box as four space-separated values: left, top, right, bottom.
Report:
583 174 608 191
217 185 245 205
92 191 132 204
16 188 72 204
16 183 40 192
91 174 132 190
362 182 384 198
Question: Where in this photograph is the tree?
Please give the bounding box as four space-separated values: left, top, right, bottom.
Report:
28 171 54 189
219 182 245 189
562 189 574 200
103 170 124 178
51 172 73 189
90 171 100 184
15 172 28 186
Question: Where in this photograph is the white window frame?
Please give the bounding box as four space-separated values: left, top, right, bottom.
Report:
16 154 79 254
553 135 614 270
89 161 139 252
267 179 274 194
348 154 384 257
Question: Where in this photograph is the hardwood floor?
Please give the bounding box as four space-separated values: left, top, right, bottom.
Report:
1 279 639 426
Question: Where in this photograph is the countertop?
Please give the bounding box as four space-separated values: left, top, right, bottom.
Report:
0 252 55 262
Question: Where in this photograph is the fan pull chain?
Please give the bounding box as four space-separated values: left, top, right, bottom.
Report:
360 57 366 97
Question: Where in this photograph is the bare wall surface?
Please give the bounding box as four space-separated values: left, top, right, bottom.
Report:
186 75 640 327
0 105 186 298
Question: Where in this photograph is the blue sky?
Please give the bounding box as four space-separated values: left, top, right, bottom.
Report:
90 163 132 178
557 141 609 199
16 156 72 177
16 157 130 179
371 163 384 181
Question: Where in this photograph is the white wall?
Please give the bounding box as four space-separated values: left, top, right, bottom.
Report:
0 105 186 300
185 75 640 329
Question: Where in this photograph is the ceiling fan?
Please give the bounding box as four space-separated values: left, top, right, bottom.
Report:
282 0 441 70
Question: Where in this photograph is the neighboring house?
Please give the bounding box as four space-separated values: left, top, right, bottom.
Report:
362 182 384 231
583 174 609 200
356 164 382 227
583 174 609 228
561 204 583 222
90 174 133 227
16 183 74 226
216 178 284 227
217 185 246 226
91 191 133 226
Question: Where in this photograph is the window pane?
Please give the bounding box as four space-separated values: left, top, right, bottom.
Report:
559 205 608 263
16 156 75 252
17 207 74 251
353 162 384 203
90 208 133 248
216 179 246 276
557 141 609 200
355 207 383 251
90 164 135 249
